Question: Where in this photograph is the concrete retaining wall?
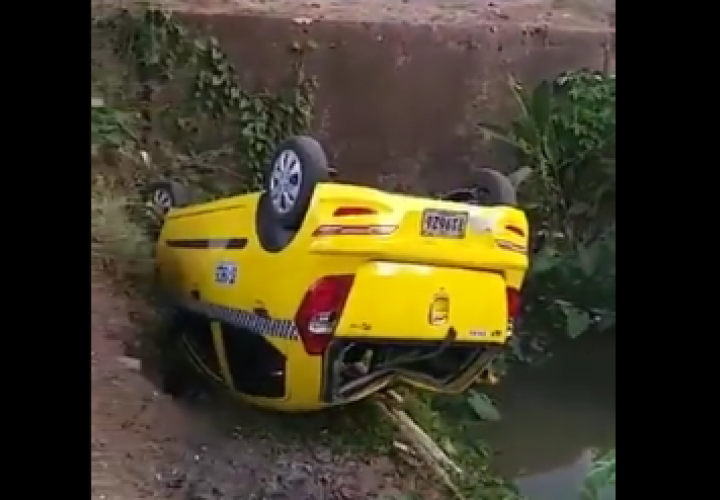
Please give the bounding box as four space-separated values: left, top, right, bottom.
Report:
148 5 615 191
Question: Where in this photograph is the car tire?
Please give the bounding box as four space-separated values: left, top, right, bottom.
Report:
266 136 329 230
154 307 205 399
471 168 517 206
145 180 190 216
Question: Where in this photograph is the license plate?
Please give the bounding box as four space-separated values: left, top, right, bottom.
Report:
421 210 468 238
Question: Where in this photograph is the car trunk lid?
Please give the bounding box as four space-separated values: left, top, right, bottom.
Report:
334 261 514 345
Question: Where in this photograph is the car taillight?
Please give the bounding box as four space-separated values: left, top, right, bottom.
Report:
295 275 355 355
506 287 521 319
333 206 377 217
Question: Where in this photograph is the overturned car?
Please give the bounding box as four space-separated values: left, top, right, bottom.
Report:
148 136 529 412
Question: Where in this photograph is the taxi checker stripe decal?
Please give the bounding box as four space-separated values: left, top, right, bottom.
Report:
180 297 299 341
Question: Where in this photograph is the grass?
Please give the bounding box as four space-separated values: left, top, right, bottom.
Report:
91 174 155 283
399 390 523 500
210 392 398 455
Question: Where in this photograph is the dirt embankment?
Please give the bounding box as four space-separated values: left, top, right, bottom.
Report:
92 269 441 500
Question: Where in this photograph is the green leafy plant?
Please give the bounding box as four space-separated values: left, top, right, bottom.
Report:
93 8 317 194
400 390 524 500
582 449 616 500
91 97 138 155
479 70 615 347
404 73 616 500
91 6 320 303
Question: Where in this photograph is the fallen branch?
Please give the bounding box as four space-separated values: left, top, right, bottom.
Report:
376 394 465 500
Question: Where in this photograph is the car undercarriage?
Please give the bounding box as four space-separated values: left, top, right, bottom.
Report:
323 337 502 402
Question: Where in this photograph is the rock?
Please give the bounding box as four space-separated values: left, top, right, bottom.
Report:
116 356 141 371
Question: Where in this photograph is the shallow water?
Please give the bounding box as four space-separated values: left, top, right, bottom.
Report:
482 333 616 500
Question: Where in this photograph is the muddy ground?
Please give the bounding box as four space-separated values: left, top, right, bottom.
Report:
91 269 446 499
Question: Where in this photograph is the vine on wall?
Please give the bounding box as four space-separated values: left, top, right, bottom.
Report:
91 8 317 194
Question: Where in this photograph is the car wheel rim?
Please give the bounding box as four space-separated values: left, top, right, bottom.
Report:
270 150 302 214
152 188 174 213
